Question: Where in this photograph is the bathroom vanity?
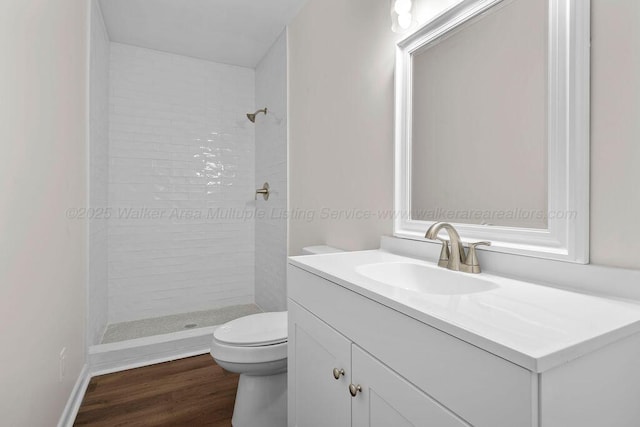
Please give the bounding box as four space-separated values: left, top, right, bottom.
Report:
287 250 640 427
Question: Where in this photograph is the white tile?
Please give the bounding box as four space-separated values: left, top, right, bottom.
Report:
108 43 256 323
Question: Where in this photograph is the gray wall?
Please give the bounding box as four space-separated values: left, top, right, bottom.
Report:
0 0 88 423
590 0 640 268
255 31 288 311
288 0 640 270
289 0 397 255
88 0 110 346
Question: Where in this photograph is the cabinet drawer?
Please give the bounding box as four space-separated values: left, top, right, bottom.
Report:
288 265 536 427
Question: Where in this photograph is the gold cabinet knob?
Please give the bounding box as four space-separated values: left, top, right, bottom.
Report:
349 384 362 397
332 368 345 380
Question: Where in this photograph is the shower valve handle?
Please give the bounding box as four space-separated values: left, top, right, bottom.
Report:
255 182 270 201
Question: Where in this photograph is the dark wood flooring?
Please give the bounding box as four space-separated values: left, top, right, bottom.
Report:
74 355 239 426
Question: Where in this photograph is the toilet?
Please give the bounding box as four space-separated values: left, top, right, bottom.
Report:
210 245 343 427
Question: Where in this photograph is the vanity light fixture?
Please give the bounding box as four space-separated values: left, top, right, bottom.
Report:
391 0 414 33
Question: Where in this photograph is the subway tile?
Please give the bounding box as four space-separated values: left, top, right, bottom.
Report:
108 43 256 323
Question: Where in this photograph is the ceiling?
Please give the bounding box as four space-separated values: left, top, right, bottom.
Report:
98 0 307 68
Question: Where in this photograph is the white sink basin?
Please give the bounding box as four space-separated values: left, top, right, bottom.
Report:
356 262 499 295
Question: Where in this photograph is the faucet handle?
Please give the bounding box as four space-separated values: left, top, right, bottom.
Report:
464 241 491 273
435 238 450 268
468 241 491 249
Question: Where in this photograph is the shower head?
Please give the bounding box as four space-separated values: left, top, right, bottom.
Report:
247 108 267 123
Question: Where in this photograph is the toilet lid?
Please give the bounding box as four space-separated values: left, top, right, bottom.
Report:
214 311 287 347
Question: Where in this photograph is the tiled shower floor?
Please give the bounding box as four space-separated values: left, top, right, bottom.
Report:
101 304 262 343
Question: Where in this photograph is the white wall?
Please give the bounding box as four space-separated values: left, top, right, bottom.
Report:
0 0 88 424
108 43 256 323
88 0 110 346
288 0 640 270
254 31 288 311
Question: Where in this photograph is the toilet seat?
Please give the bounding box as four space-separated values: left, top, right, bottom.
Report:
211 339 287 365
211 311 288 364
214 311 287 347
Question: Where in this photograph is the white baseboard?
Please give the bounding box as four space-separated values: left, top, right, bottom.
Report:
56 327 218 426
57 364 91 427
89 325 217 376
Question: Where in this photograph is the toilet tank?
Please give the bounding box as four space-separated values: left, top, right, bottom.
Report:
301 245 344 255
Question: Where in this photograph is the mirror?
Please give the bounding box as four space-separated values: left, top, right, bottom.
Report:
394 0 590 262
411 0 548 229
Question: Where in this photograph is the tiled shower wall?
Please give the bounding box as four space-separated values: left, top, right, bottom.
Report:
254 32 288 312
88 0 110 345
108 43 256 323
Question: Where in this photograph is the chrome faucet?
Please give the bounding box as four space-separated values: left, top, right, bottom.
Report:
425 222 491 274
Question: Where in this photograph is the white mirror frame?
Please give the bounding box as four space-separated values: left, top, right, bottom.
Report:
394 0 590 263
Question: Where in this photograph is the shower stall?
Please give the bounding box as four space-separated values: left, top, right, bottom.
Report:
87 0 289 370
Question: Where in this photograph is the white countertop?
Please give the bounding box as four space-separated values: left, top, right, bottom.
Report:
288 250 640 372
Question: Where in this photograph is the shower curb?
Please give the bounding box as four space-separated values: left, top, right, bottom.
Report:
88 325 218 376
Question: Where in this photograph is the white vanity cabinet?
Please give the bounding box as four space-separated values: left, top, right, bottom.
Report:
350 345 467 427
288 300 351 427
288 265 533 427
288 260 640 427
289 300 467 427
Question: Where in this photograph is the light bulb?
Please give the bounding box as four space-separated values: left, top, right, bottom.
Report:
398 12 412 29
394 0 412 15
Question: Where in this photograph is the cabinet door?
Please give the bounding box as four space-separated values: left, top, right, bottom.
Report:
351 345 470 427
288 300 352 427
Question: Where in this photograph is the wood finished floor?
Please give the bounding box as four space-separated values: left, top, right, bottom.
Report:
74 355 239 426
